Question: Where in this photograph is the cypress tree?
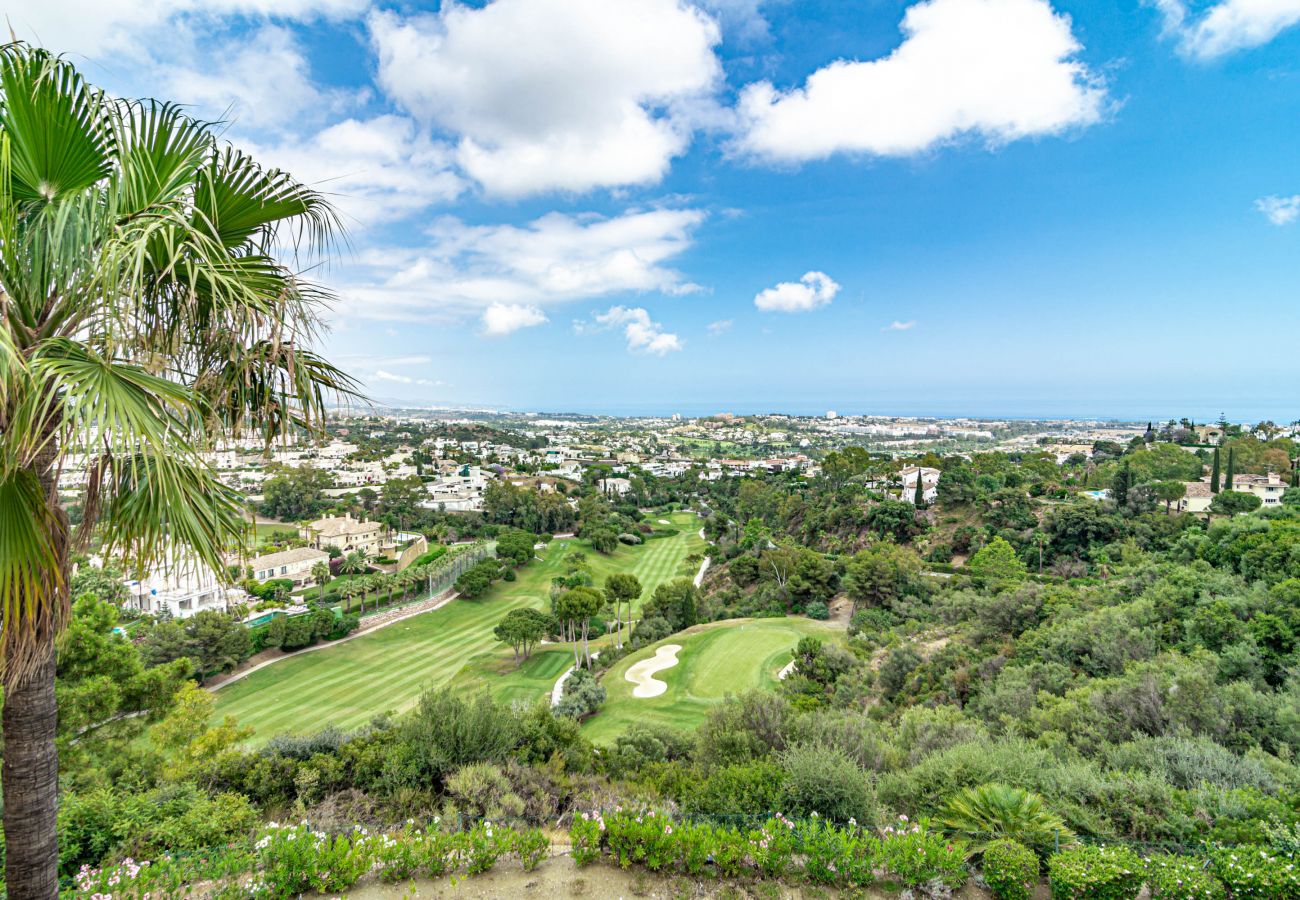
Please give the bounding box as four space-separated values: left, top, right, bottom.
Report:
1225 447 1236 491
1211 448 1221 494
1112 462 1131 509
913 471 925 507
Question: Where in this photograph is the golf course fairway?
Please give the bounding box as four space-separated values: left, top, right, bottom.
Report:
581 616 844 743
213 511 704 741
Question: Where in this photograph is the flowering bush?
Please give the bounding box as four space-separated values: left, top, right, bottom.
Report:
1210 846 1300 900
800 816 853 885
603 809 677 871
877 816 969 890
709 824 748 878
253 821 372 897
1147 853 1226 900
1048 845 1145 900
676 822 713 876
513 827 551 872
748 815 798 879
982 839 1039 900
570 810 606 867
458 821 505 875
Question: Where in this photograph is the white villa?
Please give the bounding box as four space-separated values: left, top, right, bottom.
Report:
898 466 941 504
598 476 632 496
120 552 246 619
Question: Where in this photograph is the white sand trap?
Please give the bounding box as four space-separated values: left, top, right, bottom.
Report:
658 518 671 525
625 644 683 698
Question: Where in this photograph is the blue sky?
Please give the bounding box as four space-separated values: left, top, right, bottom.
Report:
18 0 1300 418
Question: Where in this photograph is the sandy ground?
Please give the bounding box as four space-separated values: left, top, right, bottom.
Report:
624 644 682 698
659 518 672 524
777 660 796 680
316 856 1004 899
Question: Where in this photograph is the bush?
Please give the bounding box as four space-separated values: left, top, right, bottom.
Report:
877 817 969 889
806 600 830 620
1048 845 1145 900
1146 854 1225 900
1210 845 1300 900
942 783 1073 857
983 839 1040 900
778 743 876 824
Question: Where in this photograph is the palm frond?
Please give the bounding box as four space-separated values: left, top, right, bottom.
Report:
0 467 66 680
110 99 212 218
98 451 248 578
192 146 340 257
0 45 112 204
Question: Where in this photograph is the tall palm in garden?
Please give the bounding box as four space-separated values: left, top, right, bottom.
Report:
311 561 331 603
0 47 356 897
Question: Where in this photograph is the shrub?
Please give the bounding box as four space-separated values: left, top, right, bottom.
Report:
878 817 969 889
1210 845 1300 900
800 816 854 885
983 839 1040 900
570 811 605 866
942 783 1073 857
1048 845 1144 900
1146 854 1225 900
806 600 830 620
513 828 550 872
747 814 798 879
778 742 876 824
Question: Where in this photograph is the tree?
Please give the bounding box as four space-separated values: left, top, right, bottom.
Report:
493 608 550 664
603 573 642 649
1210 490 1261 516
311 561 331 604
0 46 355 897
1211 447 1222 493
495 528 538 568
844 542 922 614
338 549 370 575
913 473 926 507
967 537 1028 586
1152 480 1186 514
555 586 603 668
1110 462 1131 510
258 465 332 520
1225 447 1236 491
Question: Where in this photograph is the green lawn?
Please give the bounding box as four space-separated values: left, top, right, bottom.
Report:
213 512 705 742
580 616 843 744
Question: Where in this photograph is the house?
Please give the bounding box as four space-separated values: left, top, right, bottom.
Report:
120 552 246 619
247 546 329 588
898 466 941 504
301 512 389 555
599 477 632 497
1177 472 1289 513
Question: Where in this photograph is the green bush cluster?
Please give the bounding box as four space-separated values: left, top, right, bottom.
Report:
1146 853 1226 900
571 808 967 890
983 839 1040 900
1048 845 1145 900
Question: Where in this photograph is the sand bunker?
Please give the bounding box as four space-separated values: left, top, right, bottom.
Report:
625 644 682 698
658 518 671 524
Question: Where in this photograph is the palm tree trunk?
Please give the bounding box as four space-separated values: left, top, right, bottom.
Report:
4 452 67 900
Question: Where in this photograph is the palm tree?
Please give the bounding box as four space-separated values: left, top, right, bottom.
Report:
340 581 360 615
311 561 331 604
384 571 398 607
363 573 383 610
940 784 1073 857
0 45 356 896
338 549 369 575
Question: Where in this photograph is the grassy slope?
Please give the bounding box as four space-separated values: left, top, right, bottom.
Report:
580 616 844 744
213 512 704 742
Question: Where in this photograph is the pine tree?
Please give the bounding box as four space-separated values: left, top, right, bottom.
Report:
1112 463 1131 509
1225 447 1236 491
1211 448 1221 494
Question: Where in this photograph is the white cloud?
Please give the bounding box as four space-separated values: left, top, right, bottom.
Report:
591 306 684 355
368 0 723 196
1256 194 1300 225
482 303 549 335
10 0 367 59
736 0 1106 162
340 207 705 322
754 271 840 312
707 318 734 336
884 320 917 331
161 26 358 133
372 370 440 387
697 0 775 44
1154 0 1300 59
246 116 464 226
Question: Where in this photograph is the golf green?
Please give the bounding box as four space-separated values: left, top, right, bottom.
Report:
212 512 705 742
580 616 844 744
